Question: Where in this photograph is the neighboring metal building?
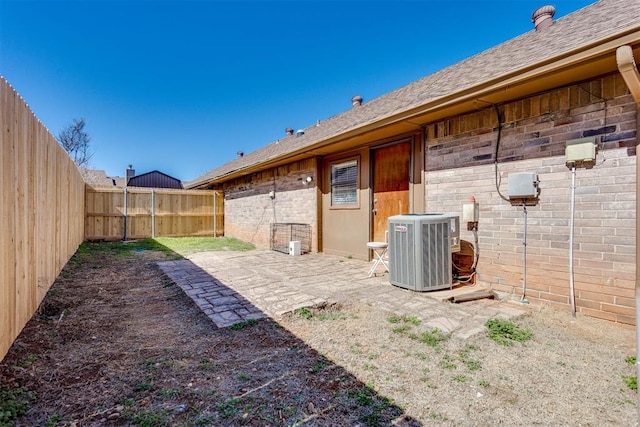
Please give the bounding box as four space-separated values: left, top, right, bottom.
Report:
127 169 183 189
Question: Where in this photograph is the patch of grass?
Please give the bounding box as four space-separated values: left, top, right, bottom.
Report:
109 240 179 258
310 358 328 373
45 414 63 426
129 408 171 427
623 375 637 392
157 387 182 399
485 318 533 346
462 358 482 371
386 315 421 325
428 412 449 421
316 311 345 321
293 305 344 321
452 374 472 383
411 328 449 348
229 319 258 330
198 360 217 371
479 380 490 387
155 236 254 256
133 380 154 392
392 325 411 334
15 354 39 369
348 386 375 407
414 352 429 361
439 354 457 370
0 385 36 425
217 397 241 419
624 356 638 392
294 307 314 320
236 373 251 381
458 344 482 371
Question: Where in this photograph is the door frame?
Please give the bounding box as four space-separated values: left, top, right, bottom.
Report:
369 137 414 244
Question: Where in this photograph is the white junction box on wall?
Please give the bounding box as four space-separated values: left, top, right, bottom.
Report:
565 136 596 167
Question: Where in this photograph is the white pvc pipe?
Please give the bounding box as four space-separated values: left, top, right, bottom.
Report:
569 166 577 317
522 204 528 301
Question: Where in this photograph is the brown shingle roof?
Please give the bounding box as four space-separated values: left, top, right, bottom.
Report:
82 169 126 187
189 0 640 188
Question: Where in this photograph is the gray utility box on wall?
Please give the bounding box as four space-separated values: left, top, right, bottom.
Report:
388 214 460 292
507 172 539 199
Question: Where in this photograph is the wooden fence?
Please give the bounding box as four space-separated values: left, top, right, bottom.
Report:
85 186 224 240
1 77 86 361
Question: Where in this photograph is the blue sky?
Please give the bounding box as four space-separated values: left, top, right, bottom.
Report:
1 0 595 182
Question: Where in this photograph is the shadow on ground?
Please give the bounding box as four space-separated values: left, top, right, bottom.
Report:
0 240 419 426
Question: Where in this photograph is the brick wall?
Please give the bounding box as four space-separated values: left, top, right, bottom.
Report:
425 74 637 324
222 159 318 251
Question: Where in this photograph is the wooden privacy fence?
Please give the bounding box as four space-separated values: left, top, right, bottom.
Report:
85 186 224 240
1 77 86 361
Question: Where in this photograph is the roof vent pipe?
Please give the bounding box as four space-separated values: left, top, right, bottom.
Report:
532 5 555 31
351 95 363 107
296 129 305 137
285 127 294 136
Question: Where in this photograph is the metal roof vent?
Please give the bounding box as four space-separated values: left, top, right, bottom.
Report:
296 129 305 137
237 151 244 157
285 127 294 136
351 95 363 107
532 5 555 31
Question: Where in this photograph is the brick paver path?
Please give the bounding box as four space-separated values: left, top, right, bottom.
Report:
158 250 526 337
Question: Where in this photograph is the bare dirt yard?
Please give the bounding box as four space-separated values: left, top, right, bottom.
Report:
1 241 638 426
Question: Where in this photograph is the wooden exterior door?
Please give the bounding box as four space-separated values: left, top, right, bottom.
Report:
372 141 411 242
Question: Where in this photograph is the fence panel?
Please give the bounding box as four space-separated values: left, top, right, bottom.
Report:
1 77 85 361
85 187 224 240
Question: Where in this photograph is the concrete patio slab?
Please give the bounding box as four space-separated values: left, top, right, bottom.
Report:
158 250 527 339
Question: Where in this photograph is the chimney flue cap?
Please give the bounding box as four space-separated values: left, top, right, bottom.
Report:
285 127 294 136
351 95 363 107
532 5 555 31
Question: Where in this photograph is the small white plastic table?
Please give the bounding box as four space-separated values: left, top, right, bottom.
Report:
367 241 389 277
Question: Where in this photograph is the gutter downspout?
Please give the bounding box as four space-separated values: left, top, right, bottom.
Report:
616 45 640 427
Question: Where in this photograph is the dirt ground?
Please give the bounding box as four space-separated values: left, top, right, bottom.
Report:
0 242 637 426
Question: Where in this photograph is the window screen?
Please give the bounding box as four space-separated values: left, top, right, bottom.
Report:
331 159 358 206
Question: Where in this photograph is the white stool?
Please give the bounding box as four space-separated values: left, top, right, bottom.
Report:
367 242 389 277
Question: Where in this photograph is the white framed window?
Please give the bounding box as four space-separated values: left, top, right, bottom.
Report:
330 159 358 207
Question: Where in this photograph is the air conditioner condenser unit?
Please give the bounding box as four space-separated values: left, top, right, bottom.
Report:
388 214 459 291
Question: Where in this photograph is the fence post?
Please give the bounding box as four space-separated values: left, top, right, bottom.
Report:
213 191 217 237
151 189 155 238
123 187 128 241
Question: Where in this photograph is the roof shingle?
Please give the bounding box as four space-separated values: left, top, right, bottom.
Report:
189 0 640 188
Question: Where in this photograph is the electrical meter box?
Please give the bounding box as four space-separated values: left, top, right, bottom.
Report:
507 172 539 199
565 137 596 167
